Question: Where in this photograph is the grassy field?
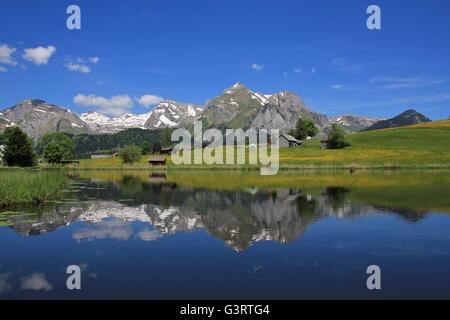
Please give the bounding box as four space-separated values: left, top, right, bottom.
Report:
70 120 450 170
0 169 69 207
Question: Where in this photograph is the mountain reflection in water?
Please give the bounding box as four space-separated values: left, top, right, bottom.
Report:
5 173 442 252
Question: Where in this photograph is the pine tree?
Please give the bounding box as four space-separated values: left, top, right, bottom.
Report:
3 127 36 167
160 127 173 147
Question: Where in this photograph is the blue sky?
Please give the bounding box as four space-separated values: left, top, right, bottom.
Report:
0 0 449 119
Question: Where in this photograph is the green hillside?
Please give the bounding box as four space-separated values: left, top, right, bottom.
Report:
278 119 450 169
348 120 450 151
71 120 450 170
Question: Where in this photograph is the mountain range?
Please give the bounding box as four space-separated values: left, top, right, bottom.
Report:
79 101 203 134
0 83 432 139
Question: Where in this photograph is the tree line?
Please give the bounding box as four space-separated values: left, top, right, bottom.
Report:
0 119 350 167
0 127 173 167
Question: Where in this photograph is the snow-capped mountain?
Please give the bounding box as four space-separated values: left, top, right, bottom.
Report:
80 111 153 133
202 83 329 134
329 115 386 133
203 83 271 128
144 100 203 129
80 101 202 133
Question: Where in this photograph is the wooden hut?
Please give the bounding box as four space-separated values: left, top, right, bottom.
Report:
279 133 301 148
148 156 166 166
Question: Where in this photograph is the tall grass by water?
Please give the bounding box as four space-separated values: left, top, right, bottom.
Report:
0 170 69 207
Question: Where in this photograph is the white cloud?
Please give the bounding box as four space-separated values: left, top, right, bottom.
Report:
329 84 360 91
331 58 365 73
74 94 134 116
311 68 317 74
319 93 450 112
330 84 345 90
368 76 444 89
251 63 264 71
66 62 91 73
23 45 56 65
89 57 100 64
0 66 7 73
66 56 99 73
20 273 53 291
293 68 303 74
73 220 133 241
331 76 445 92
136 94 164 107
392 94 450 104
137 229 163 241
0 44 17 66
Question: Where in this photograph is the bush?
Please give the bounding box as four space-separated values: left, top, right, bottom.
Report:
119 145 142 164
44 141 65 164
36 132 75 160
327 124 351 149
3 127 36 167
290 118 319 140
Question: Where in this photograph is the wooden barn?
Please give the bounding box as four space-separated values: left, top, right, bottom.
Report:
279 133 301 148
148 156 166 166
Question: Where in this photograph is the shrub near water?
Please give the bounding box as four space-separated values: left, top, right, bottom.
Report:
119 145 142 164
0 171 69 207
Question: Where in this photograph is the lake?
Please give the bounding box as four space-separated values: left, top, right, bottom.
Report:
1 170 450 299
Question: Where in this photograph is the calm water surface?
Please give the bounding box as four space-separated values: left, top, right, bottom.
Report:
1 171 450 299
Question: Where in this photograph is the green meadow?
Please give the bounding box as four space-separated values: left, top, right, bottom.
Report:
71 120 450 170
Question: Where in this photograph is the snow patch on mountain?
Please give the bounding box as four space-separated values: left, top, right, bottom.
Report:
144 101 203 129
80 111 153 133
329 114 385 132
77 100 203 132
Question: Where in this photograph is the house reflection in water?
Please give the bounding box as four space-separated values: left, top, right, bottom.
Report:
149 173 167 184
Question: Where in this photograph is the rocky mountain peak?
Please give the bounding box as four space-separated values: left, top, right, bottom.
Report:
203 83 273 128
144 100 202 129
22 99 47 106
0 99 90 139
365 109 431 131
330 114 386 133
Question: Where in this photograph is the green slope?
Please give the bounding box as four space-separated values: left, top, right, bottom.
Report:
348 120 450 151
72 120 450 170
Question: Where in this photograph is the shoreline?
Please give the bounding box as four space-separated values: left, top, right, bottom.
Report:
65 163 450 171
2 162 450 172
